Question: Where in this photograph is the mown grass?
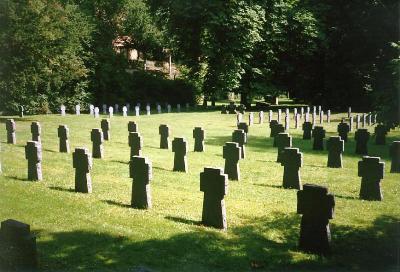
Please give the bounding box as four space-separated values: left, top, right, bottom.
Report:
0 109 399 272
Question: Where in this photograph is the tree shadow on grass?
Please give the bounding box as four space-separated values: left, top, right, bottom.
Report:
34 211 399 271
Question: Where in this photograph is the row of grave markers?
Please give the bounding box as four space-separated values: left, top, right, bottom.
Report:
1 115 399 268
54 103 192 118
233 109 377 132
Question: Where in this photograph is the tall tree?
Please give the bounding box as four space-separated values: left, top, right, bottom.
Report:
0 0 93 113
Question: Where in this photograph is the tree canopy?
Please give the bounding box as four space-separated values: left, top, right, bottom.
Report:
0 0 398 125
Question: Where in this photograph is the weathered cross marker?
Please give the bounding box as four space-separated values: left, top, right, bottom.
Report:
6 119 16 144
356 114 360 129
284 113 290 131
223 142 241 180
248 112 254 126
389 141 400 173
129 132 143 158
280 147 303 189
122 106 128 117
108 106 114 118
337 119 350 142
374 124 388 145
269 120 278 138
277 109 282 123
276 133 292 163
355 128 370 155
91 128 104 158
159 124 170 149
73 147 92 193
200 167 228 230
25 141 42 181
349 116 354 131
237 122 249 137
101 119 111 140
232 129 247 159
57 125 70 153
193 127 205 152
259 111 264 124
128 121 138 133
135 106 140 116
302 122 313 140
273 124 285 147
327 136 344 168
312 126 326 150
295 113 300 129
30 122 41 144
60 105 66 116
297 184 335 255
130 156 152 209
358 156 384 200
172 137 188 172
75 104 81 115
19 105 24 118
0 219 38 270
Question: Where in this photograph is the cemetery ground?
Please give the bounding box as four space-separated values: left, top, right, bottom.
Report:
0 110 399 271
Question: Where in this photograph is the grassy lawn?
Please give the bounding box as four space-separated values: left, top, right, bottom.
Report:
0 109 399 271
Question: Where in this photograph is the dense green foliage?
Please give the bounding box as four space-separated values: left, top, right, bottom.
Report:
1 112 399 271
0 0 398 125
0 0 93 114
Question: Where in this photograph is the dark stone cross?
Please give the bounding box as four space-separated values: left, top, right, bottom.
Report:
273 124 285 147
312 126 326 150
280 147 303 189
358 156 384 200
228 102 236 114
101 119 111 140
172 137 188 172
355 129 370 155
30 122 41 144
302 122 312 140
389 141 400 173
374 124 387 145
237 122 249 137
337 120 350 142
73 147 92 193
327 136 344 168
129 132 143 158
128 121 138 133
221 105 228 114
232 129 247 159
159 124 170 149
0 219 37 270
57 125 70 153
91 128 104 158
297 184 335 255
276 133 292 163
223 142 241 180
200 167 228 230
269 120 279 138
129 156 152 209
6 119 16 144
193 127 205 152
25 141 42 181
